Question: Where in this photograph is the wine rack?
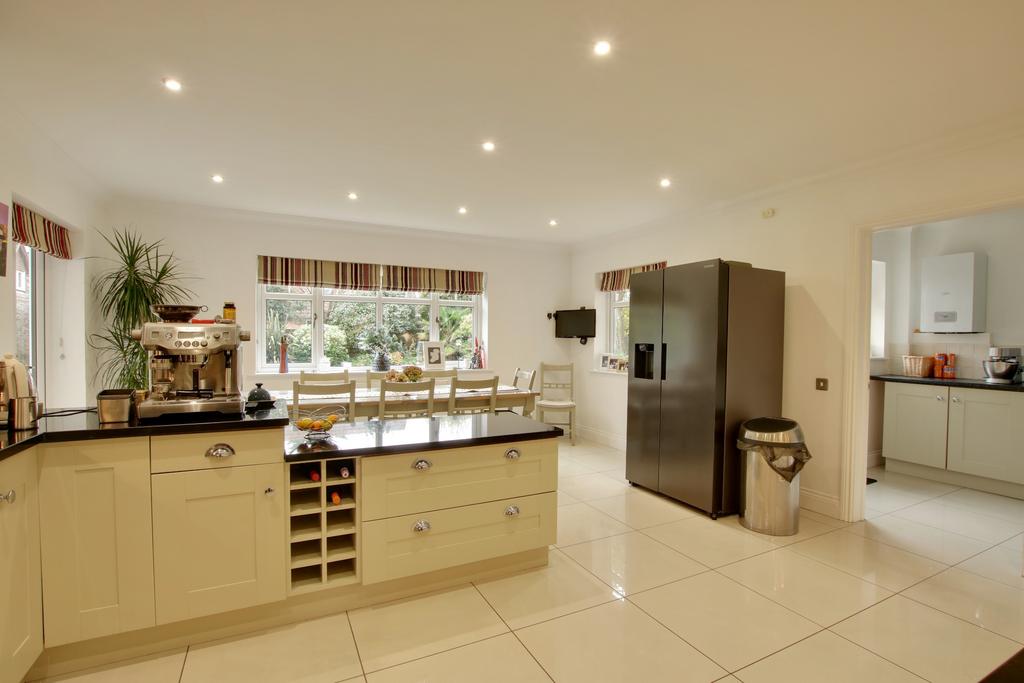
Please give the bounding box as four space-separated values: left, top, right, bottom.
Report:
287 456 360 593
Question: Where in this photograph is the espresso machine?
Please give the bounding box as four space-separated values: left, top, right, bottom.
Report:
132 321 250 420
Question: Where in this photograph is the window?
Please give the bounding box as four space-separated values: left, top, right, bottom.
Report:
258 286 481 372
607 289 630 358
14 244 36 375
870 260 886 359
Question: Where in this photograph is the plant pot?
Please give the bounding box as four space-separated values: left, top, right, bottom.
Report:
372 351 391 372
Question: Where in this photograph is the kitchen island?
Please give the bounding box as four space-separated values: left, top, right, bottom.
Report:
2 408 560 682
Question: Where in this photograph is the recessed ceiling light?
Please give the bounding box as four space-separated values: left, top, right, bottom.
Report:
659 177 672 188
549 219 558 227
593 40 612 56
347 192 358 200
211 174 224 184
162 77 182 92
458 206 468 215
481 140 496 152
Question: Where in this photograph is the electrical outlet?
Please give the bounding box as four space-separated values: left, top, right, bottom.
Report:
815 378 829 391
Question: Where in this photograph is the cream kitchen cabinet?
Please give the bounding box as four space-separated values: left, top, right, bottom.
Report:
151 462 286 624
947 388 1024 484
882 382 950 469
38 437 155 647
0 448 42 683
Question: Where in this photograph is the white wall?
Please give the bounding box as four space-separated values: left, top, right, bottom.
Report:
95 198 572 395
569 125 1024 517
0 106 103 408
909 206 1024 346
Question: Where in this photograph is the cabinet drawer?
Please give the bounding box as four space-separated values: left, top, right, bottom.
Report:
360 440 557 521
362 492 556 584
151 428 284 473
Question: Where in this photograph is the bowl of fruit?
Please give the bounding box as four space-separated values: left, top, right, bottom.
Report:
293 410 343 442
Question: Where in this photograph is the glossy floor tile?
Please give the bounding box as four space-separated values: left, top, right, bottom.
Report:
364 634 549 683
560 531 707 595
474 549 620 629
181 612 362 683
903 567 1024 643
37 649 186 683
845 514 991 564
718 549 893 626
586 487 697 529
935 487 1024 522
630 572 820 672
642 516 776 568
891 498 1024 544
716 511 836 547
516 599 726 683
554 501 632 546
788 529 948 592
348 585 507 672
557 472 631 501
733 630 924 683
832 595 1021 683
957 540 1024 590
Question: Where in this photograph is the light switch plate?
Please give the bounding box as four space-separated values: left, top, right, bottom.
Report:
815 378 829 391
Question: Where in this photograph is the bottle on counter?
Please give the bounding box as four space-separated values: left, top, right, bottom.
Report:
943 353 957 379
223 301 237 321
933 353 947 378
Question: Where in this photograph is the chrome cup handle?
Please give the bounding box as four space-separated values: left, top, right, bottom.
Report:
504 448 521 461
205 443 235 458
504 505 521 517
0 489 15 505
412 458 432 470
412 519 432 533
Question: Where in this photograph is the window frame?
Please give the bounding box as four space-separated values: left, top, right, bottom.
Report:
256 285 481 373
606 289 630 358
869 259 887 360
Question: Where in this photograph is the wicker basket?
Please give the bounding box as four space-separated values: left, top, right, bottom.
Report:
902 355 935 378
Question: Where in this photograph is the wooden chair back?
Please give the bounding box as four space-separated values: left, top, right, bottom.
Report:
299 370 350 383
378 378 436 420
291 380 357 423
365 371 388 389
511 367 537 391
447 377 499 415
421 369 457 385
540 363 574 402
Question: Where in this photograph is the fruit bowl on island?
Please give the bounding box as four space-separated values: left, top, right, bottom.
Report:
293 409 345 442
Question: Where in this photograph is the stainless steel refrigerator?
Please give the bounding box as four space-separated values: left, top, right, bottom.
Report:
625 259 784 518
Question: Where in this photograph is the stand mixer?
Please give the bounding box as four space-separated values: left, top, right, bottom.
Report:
131 321 251 419
982 347 1022 385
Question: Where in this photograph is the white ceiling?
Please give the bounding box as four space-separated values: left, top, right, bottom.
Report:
2 0 1024 244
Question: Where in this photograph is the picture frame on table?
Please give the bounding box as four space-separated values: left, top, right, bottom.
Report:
600 354 611 368
421 341 445 369
608 357 619 371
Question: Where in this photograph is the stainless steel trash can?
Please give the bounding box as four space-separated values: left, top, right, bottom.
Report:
737 417 812 536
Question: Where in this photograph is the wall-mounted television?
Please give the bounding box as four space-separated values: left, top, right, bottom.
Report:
554 308 596 343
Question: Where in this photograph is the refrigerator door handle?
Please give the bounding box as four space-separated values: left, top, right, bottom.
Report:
660 343 667 380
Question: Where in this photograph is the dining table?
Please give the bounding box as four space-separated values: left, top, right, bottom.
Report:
269 385 538 419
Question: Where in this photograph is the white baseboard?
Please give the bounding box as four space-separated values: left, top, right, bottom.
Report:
866 449 883 469
577 424 627 451
798 487 841 519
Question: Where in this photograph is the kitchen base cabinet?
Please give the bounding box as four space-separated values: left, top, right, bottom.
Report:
38 438 155 647
0 448 42 683
947 388 1024 484
152 463 285 624
882 382 949 468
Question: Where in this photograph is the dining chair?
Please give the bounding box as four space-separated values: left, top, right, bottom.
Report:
365 371 388 389
511 367 536 391
421 369 457 385
378 378 436 420
536 363 576 445
291 380 357 423
447 377 499 415
299 369 350 383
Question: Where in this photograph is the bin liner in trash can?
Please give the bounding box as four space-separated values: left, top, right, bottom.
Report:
736 417 812 535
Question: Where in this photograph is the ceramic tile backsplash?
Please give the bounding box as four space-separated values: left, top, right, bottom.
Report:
905 335 1021 379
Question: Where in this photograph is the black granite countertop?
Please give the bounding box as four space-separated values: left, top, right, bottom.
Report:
871 374 1024 392
0 403 290 461
284 412 562 462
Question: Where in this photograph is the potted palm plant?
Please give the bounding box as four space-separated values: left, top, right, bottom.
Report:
91 229 193 389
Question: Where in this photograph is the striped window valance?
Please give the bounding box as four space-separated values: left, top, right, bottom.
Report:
257 255 380 290
11 203 73 259
599 261 667 292
382 265 485 295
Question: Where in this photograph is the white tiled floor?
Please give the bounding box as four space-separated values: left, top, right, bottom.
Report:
39 444 1024 683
